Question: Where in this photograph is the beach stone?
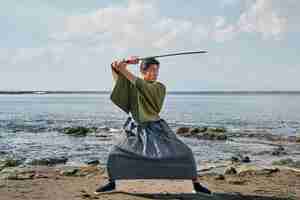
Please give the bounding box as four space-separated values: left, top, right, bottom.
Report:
0 167 35 180
271 145 287 156
176 127 191 136
214 174 225 180
236 165 279 176
0 151 8 155
231 155 251 164
62 126 95 136
190 127 207 134
224 166 237 175
231 156 240 163
272 158 300 168
197 132 227 140
28 156 68 166
60 165 104 177
0 158 23 171
60 168 79 176
86 160 100 165
207 127 226 133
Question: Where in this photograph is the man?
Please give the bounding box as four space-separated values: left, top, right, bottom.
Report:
95 58 211 194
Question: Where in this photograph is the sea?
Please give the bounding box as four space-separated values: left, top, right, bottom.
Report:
0 92 300 166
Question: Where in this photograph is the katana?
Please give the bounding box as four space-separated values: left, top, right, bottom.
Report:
125 50 208 64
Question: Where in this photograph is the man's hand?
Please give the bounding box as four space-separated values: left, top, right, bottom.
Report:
111 59 137 83
111 59 127 72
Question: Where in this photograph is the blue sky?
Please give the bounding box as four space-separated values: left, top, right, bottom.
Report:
1 0 299 91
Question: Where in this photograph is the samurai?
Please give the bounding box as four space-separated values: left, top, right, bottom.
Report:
95 57 211 194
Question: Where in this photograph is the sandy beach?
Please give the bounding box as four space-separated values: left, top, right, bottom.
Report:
0 162 299 200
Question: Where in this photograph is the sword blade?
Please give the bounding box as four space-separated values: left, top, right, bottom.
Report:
139 50 207 60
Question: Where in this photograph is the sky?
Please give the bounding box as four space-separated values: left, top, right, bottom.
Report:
0 0 299 91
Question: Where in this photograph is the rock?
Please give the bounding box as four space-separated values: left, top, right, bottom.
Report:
214 174 225 180
207 127 226 133
236 165 279 176
224 166 237 175
190 127 207 134
197 132 227 140
176 127 191 136
59 168 79 176
86 160 100 165
63 127 89 136
242 156 251 163
231 155 251 164
272 158 300 168
0 158 23 171
0 167 35 180
28 157 68 166
271 145 287 156
59 165 104 177
230 156 240 163
62 126 93 136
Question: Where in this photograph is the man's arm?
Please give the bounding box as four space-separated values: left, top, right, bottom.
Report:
111 60 137 84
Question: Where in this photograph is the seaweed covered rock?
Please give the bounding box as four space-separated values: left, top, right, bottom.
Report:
176 127 191 136
28 156 68 166
0 167 35 180
190 127 207 134
0 158 23 171
224 166 237 175
62 126 92 136
196 132 227 140
59 165 105 177
207 127 226 133
230 154 251 164
272 158 300 168
176 126 227 140
271 145 287 156
236 165 279 176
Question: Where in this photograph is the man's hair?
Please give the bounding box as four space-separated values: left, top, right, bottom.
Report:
140 58 160 72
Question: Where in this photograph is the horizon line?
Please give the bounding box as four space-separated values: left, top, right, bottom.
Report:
1 90 300 95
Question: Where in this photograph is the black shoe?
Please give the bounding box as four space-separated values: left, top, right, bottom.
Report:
94 181 116 194
193 182 211 194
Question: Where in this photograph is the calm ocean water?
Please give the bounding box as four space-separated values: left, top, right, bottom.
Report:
0 93 300 166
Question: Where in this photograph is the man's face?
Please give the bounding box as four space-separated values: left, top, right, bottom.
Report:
142 64 159 81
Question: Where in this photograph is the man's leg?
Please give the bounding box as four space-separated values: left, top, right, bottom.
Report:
192 178 211 194
95 178 116 193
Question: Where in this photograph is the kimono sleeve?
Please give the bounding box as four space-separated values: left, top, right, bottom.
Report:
135 77 166 113
110 69 131 114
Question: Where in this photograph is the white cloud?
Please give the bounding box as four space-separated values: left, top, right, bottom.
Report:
51 0 211 52
212 0 300 42
237 0 286 39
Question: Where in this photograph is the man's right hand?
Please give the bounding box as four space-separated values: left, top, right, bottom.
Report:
111 60 128 72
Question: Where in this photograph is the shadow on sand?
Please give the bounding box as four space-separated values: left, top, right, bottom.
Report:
93 191 294 200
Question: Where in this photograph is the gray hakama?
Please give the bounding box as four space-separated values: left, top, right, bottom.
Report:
107 71 197 180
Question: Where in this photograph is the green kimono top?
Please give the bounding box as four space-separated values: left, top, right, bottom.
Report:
110 70 166 124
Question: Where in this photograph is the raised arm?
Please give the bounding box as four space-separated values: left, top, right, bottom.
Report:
111 60 137 84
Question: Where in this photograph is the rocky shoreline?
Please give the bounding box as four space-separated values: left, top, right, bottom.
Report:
1 125 299 199
0 158 299 199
